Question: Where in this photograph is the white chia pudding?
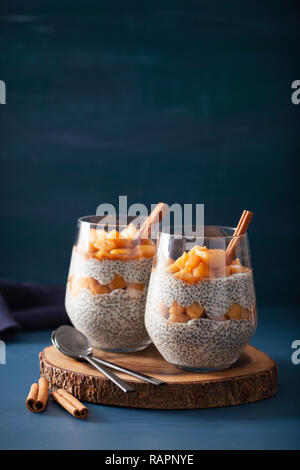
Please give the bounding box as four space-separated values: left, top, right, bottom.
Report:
69 249 153 285
145 271 257 370
66 248 153 351
66 285 150 350
147 271 256 319
146 314 255 369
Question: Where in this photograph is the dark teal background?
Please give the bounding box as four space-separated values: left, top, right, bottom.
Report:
0 1 299 308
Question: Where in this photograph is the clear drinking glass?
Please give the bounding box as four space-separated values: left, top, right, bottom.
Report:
65 215 155 352
145 226 257 371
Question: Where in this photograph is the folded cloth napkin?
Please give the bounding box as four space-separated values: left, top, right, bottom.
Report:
0 279 70 339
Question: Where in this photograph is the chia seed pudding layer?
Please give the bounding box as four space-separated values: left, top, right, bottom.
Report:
69 248 153 285
65 284 151 350
146 270 256 319
66 248 154 350
145 311 256 368
144 269 257 369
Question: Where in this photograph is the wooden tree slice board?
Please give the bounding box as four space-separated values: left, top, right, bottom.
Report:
40 344 277 409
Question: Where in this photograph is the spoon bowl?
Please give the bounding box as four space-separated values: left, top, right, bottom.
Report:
51 330 85 362
54 325 92 358
52 325 135 393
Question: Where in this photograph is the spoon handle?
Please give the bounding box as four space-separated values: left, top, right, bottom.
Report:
84 356 135 393
91 356 166 386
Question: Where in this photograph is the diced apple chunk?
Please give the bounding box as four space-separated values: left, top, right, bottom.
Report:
168 247 249 282
108 274 127 290
188 244 205 254
94 284 111 295
213 265 226 278
107 229 120 240
156 302 170 318
115 238 132 248
141 238 155 246
95 229 107 243
195 248 209 264
166 262 180 274
71 277 89 297
122 223 137 240
226 303 249 320
175 252 189 269
230 264 249 274
185 252 201 270
226 266 232 276
169 300 185 316
84 222 156 261
88 278 110 295
94 238 116 252
88 241 99 253
89 228 97 240
110 248 135 258
135 245 155 258
174 269 195 284
186 302 206 319
127 282 144 291
207 249 226 270
95 249 110 260
86 229 98 253
192 263 209 280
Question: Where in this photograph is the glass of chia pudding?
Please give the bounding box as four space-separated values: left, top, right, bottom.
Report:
145 226 257 371
65 215 155 352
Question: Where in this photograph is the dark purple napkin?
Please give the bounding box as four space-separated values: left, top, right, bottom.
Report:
0 279 70 339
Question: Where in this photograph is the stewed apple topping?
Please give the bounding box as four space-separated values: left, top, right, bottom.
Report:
166 245 249 283
79 223 155 261
69 275 144 297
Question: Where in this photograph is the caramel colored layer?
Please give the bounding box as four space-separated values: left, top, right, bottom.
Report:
80 224 155 261
156 301 250 324
69 276 144 297
166 246 250 284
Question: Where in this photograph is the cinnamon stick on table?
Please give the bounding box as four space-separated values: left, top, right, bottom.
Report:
51 389 89 419
26 377 49 412
225 210 253 265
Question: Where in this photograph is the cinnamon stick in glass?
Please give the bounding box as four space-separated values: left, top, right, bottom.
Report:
133 202 169 242
225 210 253 265
51 389 88 419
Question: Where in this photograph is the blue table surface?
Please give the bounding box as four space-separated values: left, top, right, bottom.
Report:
0 305 299 450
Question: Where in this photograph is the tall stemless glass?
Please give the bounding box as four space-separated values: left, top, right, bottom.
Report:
145 226 257 371
65 215 154 352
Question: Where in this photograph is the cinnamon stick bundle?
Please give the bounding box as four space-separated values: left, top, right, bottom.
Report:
26 377 49 412
51 389 88 419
